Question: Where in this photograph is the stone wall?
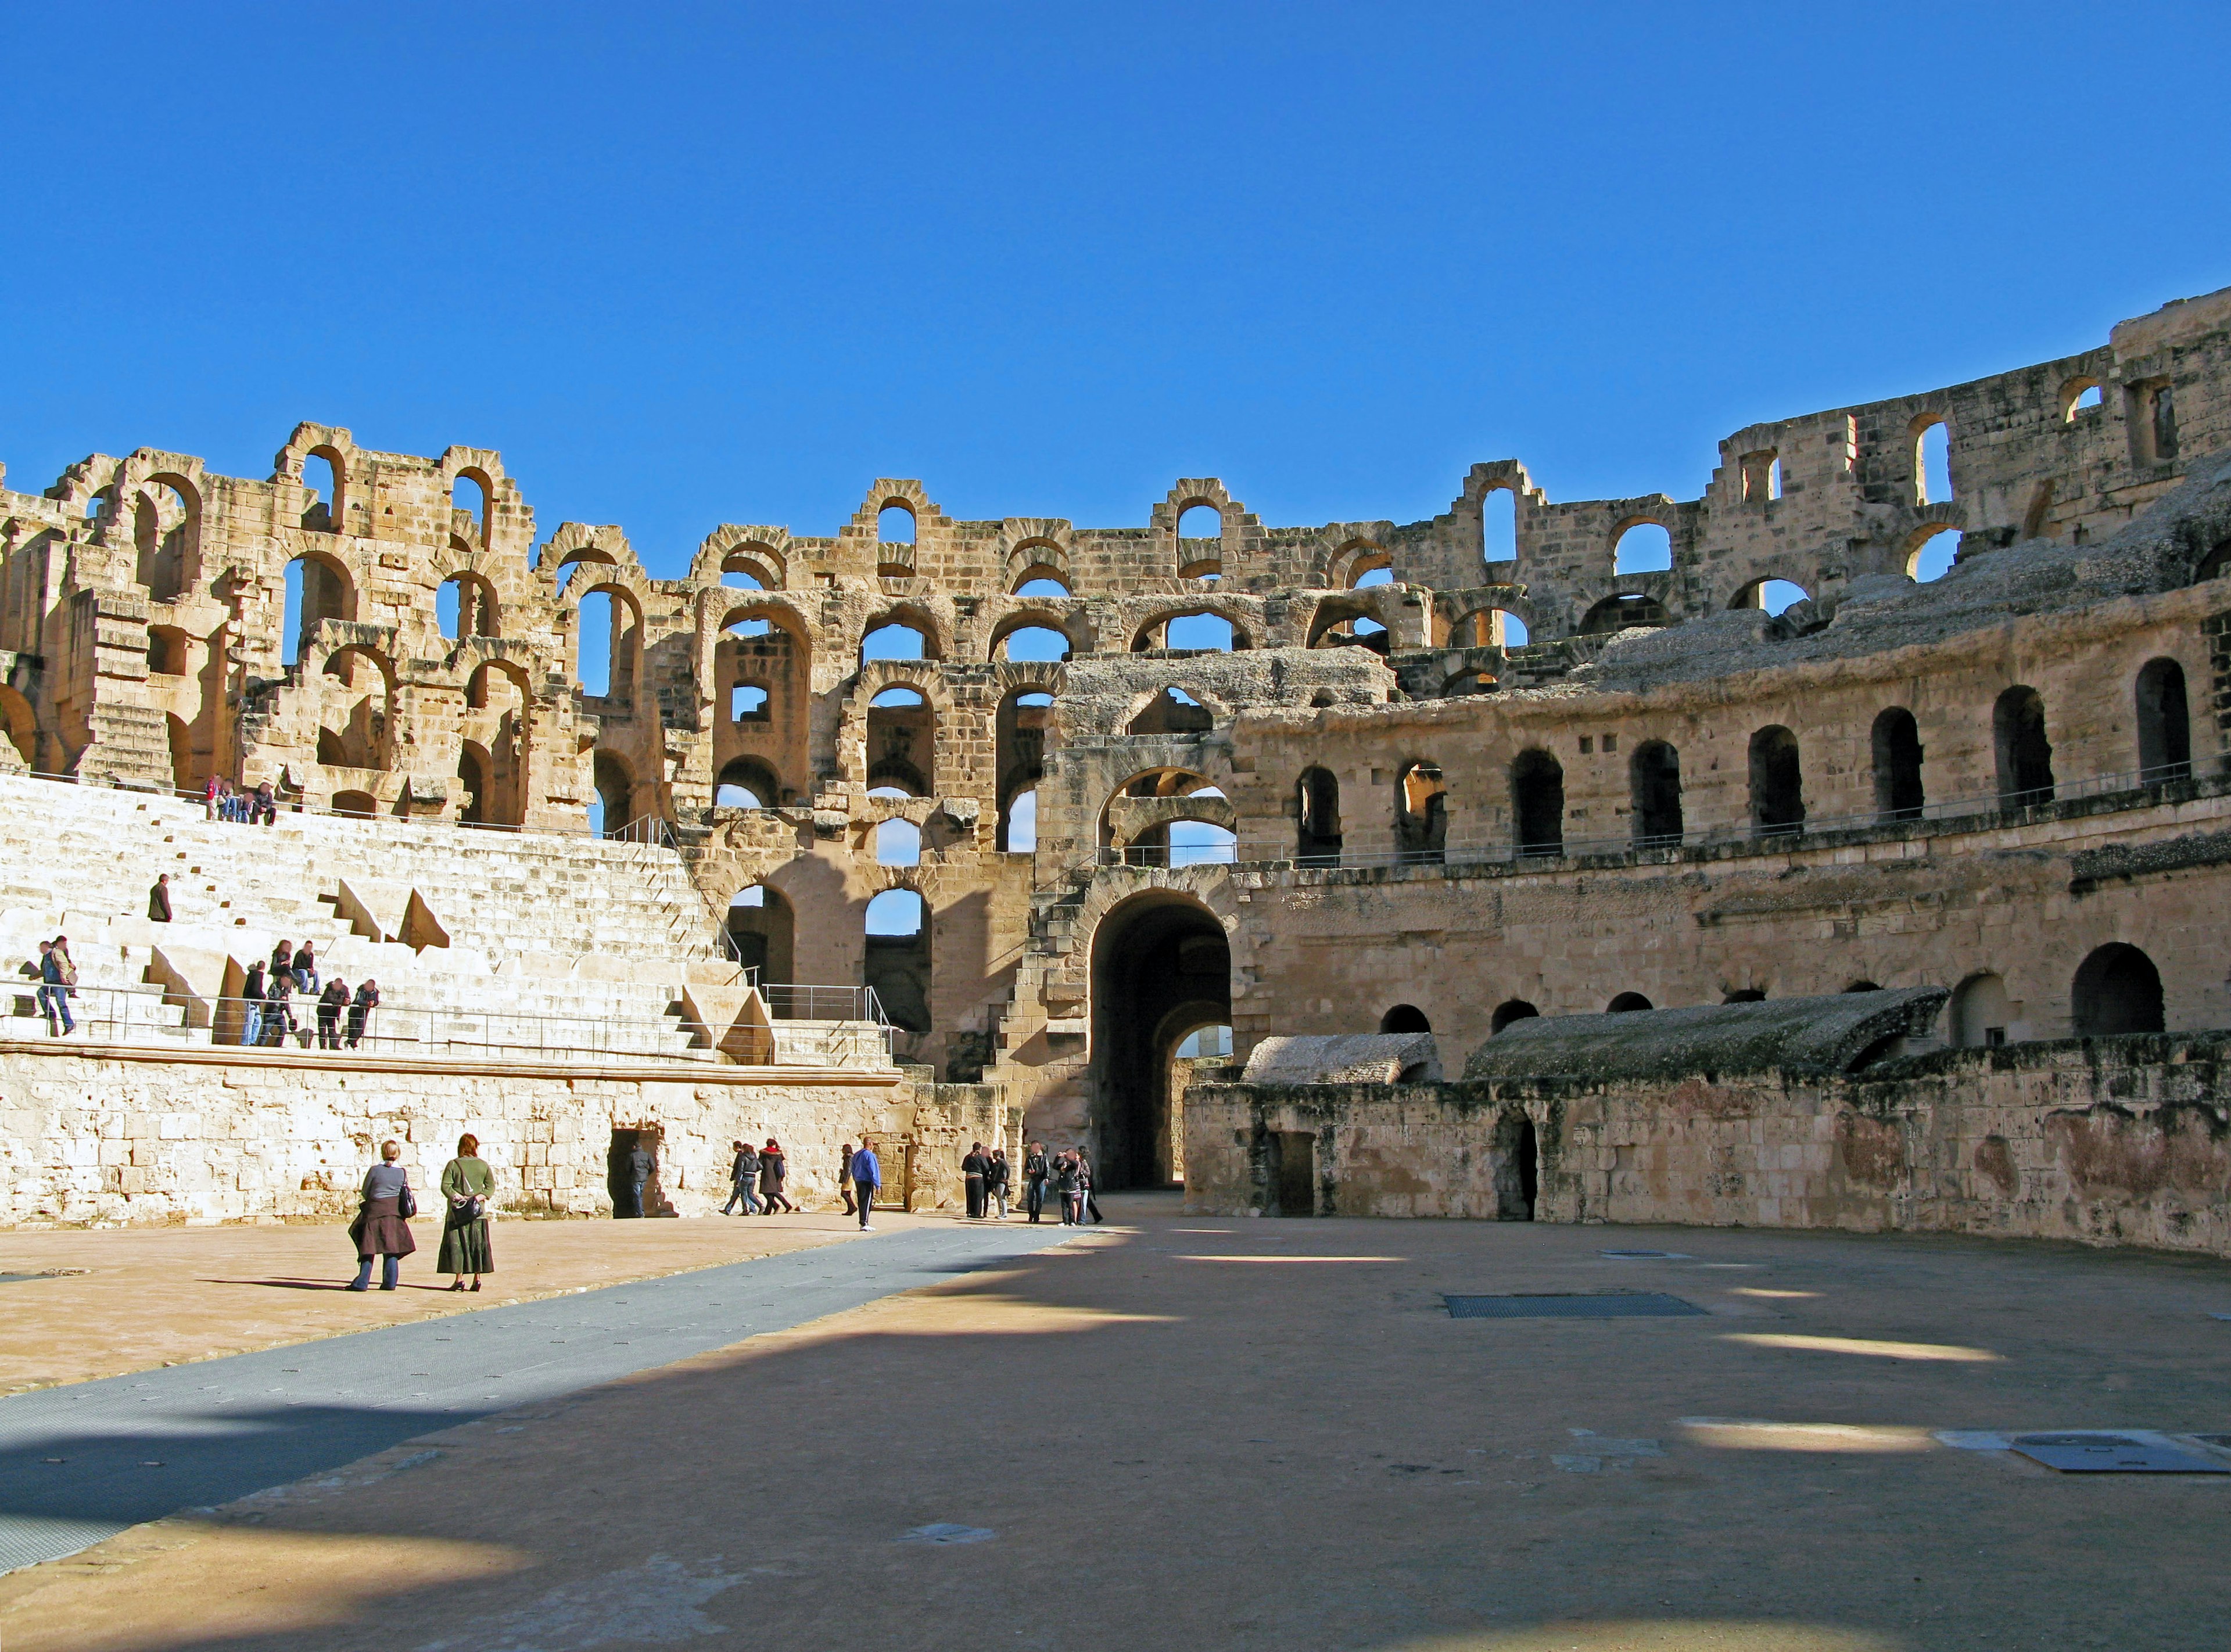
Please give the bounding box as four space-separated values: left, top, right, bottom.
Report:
1185 1033 2231 1257
0 1042 915 1227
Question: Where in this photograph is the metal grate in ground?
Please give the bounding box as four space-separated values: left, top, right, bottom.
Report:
2010 1433 2231 1474
1444 1292 1706 1320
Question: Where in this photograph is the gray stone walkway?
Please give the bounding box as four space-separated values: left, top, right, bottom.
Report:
0 1218 1078 1572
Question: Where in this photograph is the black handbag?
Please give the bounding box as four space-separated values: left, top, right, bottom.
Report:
397 1179 417 1220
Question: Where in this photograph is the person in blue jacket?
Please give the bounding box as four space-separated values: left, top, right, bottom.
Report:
849 1141 881 1230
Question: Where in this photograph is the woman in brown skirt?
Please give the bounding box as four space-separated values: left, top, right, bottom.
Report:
347 1139 417 1291
439 1133 496 1292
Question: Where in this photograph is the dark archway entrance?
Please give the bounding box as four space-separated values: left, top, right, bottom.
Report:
1090 893 1230 1190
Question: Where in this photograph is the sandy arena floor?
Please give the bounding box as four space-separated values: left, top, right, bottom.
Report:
5 1197 2230 1650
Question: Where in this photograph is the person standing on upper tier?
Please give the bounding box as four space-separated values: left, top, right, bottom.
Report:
148 874 171 922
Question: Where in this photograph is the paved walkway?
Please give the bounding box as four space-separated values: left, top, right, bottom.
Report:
0 1217 1078 1572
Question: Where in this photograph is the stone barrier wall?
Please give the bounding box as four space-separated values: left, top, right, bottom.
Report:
1185 1033 2231 1256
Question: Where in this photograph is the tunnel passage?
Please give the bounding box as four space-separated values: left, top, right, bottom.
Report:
1089 892 1231 1190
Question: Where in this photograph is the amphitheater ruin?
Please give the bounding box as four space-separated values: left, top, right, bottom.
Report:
4 285 2230 1249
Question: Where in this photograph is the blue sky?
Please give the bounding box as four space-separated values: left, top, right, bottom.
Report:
6 3 2228 574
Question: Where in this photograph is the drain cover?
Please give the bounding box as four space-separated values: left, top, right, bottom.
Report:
2010 1433 2231 1474
1444 1292 1705 1320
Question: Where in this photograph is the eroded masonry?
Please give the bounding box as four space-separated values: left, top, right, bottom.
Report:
6 287 2231 1241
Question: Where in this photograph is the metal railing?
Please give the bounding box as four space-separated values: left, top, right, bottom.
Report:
761 983 889 1023
1080 763 2207 877
4 982 891 1066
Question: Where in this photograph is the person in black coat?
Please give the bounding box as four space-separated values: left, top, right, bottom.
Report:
1023 1142 1050 1223
722 1140 761 1215
961 1142 989 1219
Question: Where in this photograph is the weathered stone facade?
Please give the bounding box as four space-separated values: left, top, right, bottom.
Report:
10 285 2231 1218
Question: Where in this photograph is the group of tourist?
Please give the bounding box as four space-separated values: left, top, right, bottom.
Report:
1023 1141 1104 1225
34 935 76 1036
204 775 276 824
346 1133 494 1292
716 1138 798 1217
239 939 377 1049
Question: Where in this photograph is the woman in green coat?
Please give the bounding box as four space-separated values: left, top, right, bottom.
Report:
437 1132 496 1292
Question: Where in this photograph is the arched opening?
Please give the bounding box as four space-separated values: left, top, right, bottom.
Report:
1168 800 1237 868
451 469 492 548
877 502 917 544
2063 379 2104 421
315 646 395 771
720 543 781 591
1447 608 1529 649
2071 943 2164 1037
134 484 189 602
331 789 376 819
1580 594 1669 634
1002 787 1038 852
1176 504 1223 570
1142 611 1240 652
1168 1022 1234 1183
146 624 191 677
1379 1004 1431 1034
875 816 923 866
283 553 353 667
721 565 765 591
716 756 781 810
575 586 640 701
1490 999 1539 1034
1296 766 1342 864
2135 658 2191 782
1090 892 1229 1190
1843 981 1882 993
1916 416 1953 504
1511 748 1563 857
301 447 345 531
862 622 930 663
866 684 933 796
1992 687 2054 806
1508 1117 1538 1220
1948 972 2019 1048
1606 992 1652 1013
1613 522 1672 574
1629 740 1682 847
864 888 931 1033
996 687 1052 852
1871 708 1925 821
1748 726 1804 836
995 624 1071 663
726 885 795 987
590 751 633 837
1128 686 1213 735
1014 573 1070 598
1396 760 1448 863
1482 485 1517 565
1907 523 1960 583
438 574 498 641
1730 578 1810 616
457 741 491 827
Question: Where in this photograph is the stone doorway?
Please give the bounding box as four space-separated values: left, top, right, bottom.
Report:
607 1125 672 1218
1088 892 1230 1190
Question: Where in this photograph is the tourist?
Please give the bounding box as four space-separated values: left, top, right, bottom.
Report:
837 1141 856 1215
36 939 74 1037
989 1146 1012 1219
849 1139 880 1230
148 874 172 922
261 968 294 1047
1024 1140 1049 1223
759 1137 793 1213
438 1133 494 1292
203 775 222 821
254 780 277 824
1054 1150 1080 1225
1077 1147 1104 1223
270 939 293 986
962 1141 989 1219
293 940 317 994
240 958 266 1047
627 1137 657 1218
346 978 379 1047
346 1139 417 1292
723 1140 761 1215
316 977 349 1048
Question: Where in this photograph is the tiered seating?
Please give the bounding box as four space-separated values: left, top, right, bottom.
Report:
0 773 747 1063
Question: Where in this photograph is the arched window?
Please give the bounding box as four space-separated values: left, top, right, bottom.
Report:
1511 749 1563 857
1947 972 2018 1048
1606 992 1652 1013
1580 594 1669 634
1168 818 1237 867
1177 504 1222 542
1871 708 1925 821
1482 486 1517 565
863 888 931 1033
1296 766 1342 864
2135 659 2191 782
2071 943 2164 1037
878 502 916 544
870 686 924 708
2063 380 2104 421
1002 787 1038 853
862 622 929 663
1396 760 1448 863
576 590 615 695
134 484 189 602
1490 999 1538 1034
1731 579 1810 616
302 447 344 530
146 624 191 677
590 751 633 837
451 470 491 548
1629 741 1681 847
437 574 497 641
726 884 795 983
715 756 780 809
1993 687 2054 806
1014 574 1070 598
875 816 923 866
1748 726 1804 836
1613 522 1672 574
1916 417 1953 504
866 682 933 796
1164 612 1236 651
1908 524 1960 583
1379 1004 1431 1033
721 565 764 591
283 553 353 667
997 625 1071 663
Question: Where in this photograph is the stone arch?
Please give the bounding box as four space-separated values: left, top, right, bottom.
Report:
2071 943 2164 1037
439 570 501 641
715 597 815 653
838 662 955 793
988 608 1082 662
285 548 357 665
313 643 399 773
275 424 357 529
688 526 791 590
1002 529 1073 591
1322 537 1392 590
447 462 497 551
541 523 641 590
1129 605 1253 652
716 755 785 809
1305 591 1394 652
572 578 645 699
859 602 947 663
